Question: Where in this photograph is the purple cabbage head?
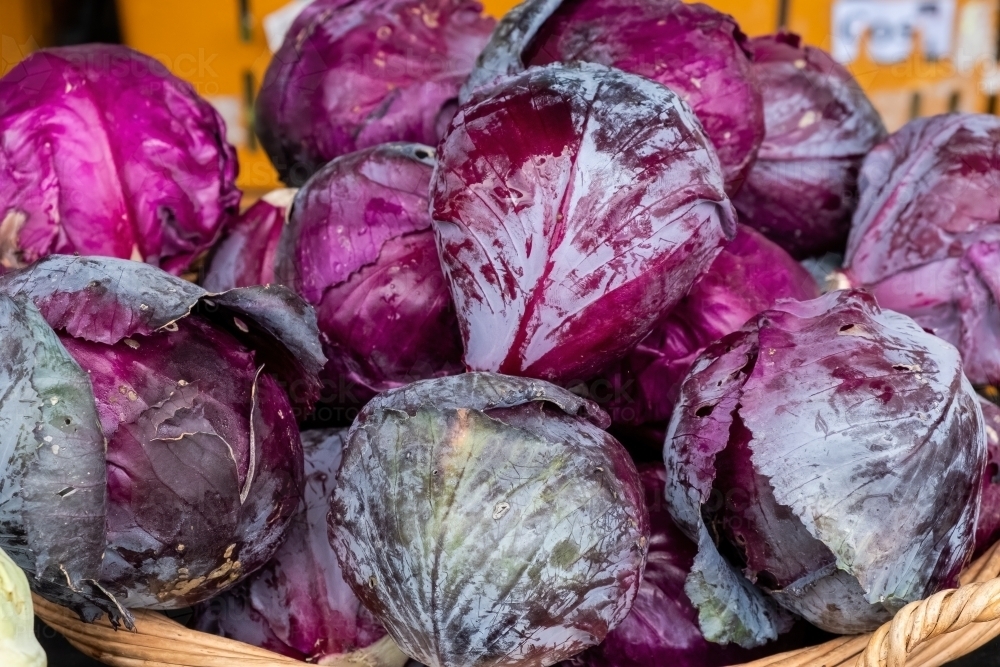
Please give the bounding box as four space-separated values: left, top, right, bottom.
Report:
432 62 736 385
256 0 495 185
844 114 1000 386
0 45 240 275
594 224 819 429
275 143 464 416
193 429 386 661
202 189 296 292
562 465 827 667
0 256 326 623
665 289 984 645
464 0 763 195
976 396 1000 558
331 373 649 667
733 33 887 258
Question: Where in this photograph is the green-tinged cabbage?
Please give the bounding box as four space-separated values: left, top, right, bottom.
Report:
0 547 46 666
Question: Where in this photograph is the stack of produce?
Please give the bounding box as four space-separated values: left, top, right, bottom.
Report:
0 0 997 665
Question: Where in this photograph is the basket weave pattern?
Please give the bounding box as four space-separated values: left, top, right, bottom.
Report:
32 594 409 667
33 542 1000 667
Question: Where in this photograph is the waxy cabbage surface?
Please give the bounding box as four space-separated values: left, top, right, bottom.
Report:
465 0 763 195
276 143 464 412
332 373 649 667
256 0 495 185
664 290 984 644
193 429 385 661
845 114 1000 386
734 33 886 258
433 62 736 384
0 256 326 618
0 45 240 275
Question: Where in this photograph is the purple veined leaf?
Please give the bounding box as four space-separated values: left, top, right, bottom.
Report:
0 255 328 610
559 465 830 667
256 0 495 186
844 113 1000 386
67 317 303 610
976 395 1000 558
464 0 763 196
0 294 122 624
433 61 736 385
664 289 985 645
0 45 240 275
202 189 297 292
733 33 887 259
0 255 326 409
590 225 819 430
193 429 386 661
274 143 464 417
331 372 649 667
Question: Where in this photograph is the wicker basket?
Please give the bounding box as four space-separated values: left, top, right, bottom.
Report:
34 541 1000 667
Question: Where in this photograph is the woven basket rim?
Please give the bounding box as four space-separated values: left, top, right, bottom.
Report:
32 593 409 667
33 542 1000 667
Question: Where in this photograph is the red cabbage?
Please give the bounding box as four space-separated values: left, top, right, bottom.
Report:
275 143 464 417
977 396 1000 558
465 0 763 195
0 256 326 620
331 373 649 667
733 33 886 258
256 0 495 185
0 45 240 275
193 429 385 661
0 293 111 622
844 114 1000 386
202 189 296 292
562 466 829 667
593 225 818 428
665 289 984 645
432 62 736 385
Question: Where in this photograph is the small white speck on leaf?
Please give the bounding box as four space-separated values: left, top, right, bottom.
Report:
799 110 820 128
493 502 511 520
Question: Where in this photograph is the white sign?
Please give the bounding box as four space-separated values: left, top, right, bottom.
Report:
954 0 997 73
832 0 956 65
205 95 248 148
262 0 317 53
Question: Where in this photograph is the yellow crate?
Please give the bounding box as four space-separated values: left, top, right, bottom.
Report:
0 0 52 76
116 0 288 194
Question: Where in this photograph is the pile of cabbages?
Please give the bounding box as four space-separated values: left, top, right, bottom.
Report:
3 1 1000 666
